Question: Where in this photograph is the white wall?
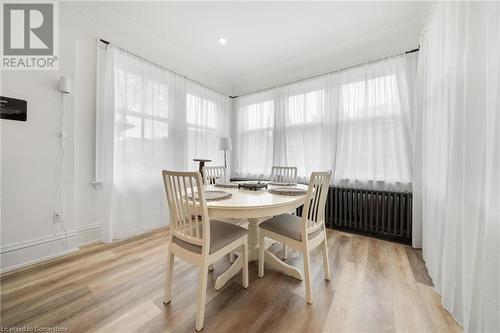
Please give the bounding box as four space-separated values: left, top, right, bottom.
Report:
0 3 228 272
0 14 79 271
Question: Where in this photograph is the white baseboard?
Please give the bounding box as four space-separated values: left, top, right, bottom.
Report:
77 223 101 246
0 223 101 273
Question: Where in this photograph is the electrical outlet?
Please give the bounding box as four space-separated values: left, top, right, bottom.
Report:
53 211 63 223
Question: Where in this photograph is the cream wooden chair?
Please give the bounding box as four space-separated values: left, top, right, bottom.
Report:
270 166 298 184
203 166 227 184
258 171 332 304
270 166 298 259
162 170 249 331
202 165 238 264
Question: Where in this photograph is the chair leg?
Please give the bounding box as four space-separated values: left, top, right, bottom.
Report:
195 264 209 331
163 250 174 304
258 232 265 278
282 243 288 260
229 251 235 263
242 237 249 288
303 249 313 304
322 237 331 281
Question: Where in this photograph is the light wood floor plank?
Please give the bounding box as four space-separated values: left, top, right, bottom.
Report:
0 228 462 332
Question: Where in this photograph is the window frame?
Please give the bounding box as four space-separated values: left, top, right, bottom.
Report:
114 67 170 141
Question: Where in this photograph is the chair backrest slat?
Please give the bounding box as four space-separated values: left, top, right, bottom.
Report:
203 166 228 185
270 166 298 184
162 171 210 251
301 171 332 240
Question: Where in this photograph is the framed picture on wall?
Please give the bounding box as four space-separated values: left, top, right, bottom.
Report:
0 96 27 122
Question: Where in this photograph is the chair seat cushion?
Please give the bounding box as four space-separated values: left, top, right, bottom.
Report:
173 220 247 254
259 214 323 241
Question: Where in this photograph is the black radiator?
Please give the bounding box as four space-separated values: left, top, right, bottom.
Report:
297 185 412 244
232 177 412 244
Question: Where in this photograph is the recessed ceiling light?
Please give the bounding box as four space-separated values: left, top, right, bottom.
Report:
219 38 227 45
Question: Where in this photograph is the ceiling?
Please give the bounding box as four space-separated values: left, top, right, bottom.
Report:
69 1 432 96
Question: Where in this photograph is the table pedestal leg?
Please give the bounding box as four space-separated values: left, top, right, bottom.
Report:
263 248 303 280
214 218 303 290
247 218 261 260
214 254 243 290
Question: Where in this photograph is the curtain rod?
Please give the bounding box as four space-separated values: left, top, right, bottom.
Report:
232 47 420 99
100 38 419 99
99 38 229 97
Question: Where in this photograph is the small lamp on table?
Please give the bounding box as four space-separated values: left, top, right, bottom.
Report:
219 137 232 168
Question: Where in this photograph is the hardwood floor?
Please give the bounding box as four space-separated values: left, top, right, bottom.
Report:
0 228 462 333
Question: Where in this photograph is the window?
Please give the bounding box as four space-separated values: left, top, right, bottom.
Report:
96 46 231 242
341 74 398 118
281 88 331 180
186 93 222 169
113 68 170 181
336 74 410 182
232 55 413 184
287 89 324 125
234 96 274 177
115 69 169 141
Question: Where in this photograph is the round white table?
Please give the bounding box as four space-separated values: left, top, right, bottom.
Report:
205 183 308 290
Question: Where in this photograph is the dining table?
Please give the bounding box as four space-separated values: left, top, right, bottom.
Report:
204 182 308 290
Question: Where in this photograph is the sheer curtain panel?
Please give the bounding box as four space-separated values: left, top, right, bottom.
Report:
232 53 416 185
96 44 229 242
186 82 230 171
233 92 275 178
414 2 500 331
274 77 334 182
331 55 415 184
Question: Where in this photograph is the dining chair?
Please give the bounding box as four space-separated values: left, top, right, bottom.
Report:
270 166 298 260
258 171 332 304
270 166 298 184
162 170 249 331
202 165 238 264
203 166 228 185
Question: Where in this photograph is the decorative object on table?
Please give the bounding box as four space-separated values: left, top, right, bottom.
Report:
218 137 232 168
270 166 297 185
0 96 27 122
193 159 212 181
188 190 232 201
204 190 232 201
268 187 307 196
214 182 239 189
269 181 297 186
238 181 268 191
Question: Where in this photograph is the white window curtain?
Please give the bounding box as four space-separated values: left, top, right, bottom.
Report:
413 2 499 331
232 53 416 185
233 91 275 178
332 56 415 184
274 78 334 182
186 82 230 171
96 45 229 242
